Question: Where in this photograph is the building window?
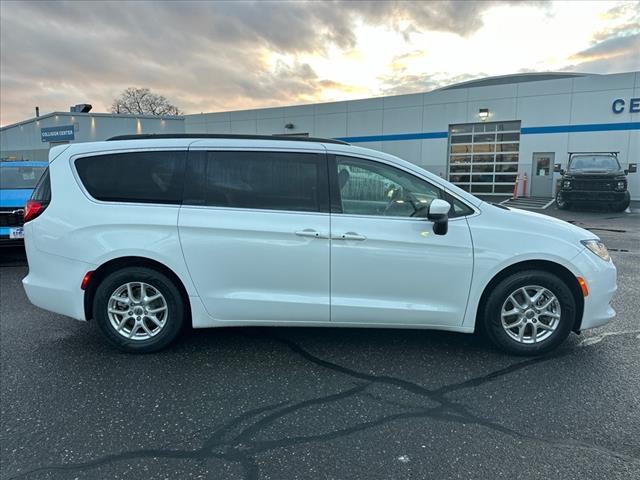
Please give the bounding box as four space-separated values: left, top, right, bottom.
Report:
447 121 521 194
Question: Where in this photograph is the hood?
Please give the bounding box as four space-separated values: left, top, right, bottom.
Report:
480 202 598 244
0 189 32 208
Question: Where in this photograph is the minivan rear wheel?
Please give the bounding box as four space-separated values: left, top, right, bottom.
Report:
482 270 576 356
93 267 184 353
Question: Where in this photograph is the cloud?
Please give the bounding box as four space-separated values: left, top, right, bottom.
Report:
0 0 535 125
564 2 640 73
378 71 489 96
0 0 633 127
564 33 640 73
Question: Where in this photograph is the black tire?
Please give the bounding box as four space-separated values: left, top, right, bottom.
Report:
555 191 570 210
482 270 576 356
611 194 630 212
93 267 185 353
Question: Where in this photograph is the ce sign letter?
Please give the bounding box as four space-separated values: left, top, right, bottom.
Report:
612 99 625 114
613 98 640 114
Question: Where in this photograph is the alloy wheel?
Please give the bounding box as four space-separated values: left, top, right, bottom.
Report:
107 282 168 340
500 285 561 344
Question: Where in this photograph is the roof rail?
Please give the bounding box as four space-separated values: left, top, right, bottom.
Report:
106 133 349 145
568 151 619 157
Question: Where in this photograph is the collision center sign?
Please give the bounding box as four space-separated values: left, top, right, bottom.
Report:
41 125 75 142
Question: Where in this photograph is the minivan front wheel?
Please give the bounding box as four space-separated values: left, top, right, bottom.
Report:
93 267 185 352
482 270 576 355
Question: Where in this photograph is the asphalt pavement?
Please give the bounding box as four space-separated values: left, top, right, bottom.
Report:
1 205 639 480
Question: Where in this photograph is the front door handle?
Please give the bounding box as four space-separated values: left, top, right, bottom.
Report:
336 232 367 241
295 229 328 239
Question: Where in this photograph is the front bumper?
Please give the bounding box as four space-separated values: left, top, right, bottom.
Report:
572 248 617 330
561 190 629 203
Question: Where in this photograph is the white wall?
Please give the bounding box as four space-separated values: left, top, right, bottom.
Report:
1 113 184 160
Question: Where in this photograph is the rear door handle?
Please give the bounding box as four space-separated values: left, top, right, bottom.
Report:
295 229 328 239
335 232 367 241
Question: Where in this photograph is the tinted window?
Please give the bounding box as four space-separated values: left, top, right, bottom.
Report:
75 151 185 204
30 168 51 203
204 151 327 212
0 166 46 189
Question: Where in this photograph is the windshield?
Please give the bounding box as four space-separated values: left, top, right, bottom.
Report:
0 166 47 189
569 155 620 171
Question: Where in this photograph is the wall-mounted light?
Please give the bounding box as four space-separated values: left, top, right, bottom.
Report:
285 123 295 130
478 108 489 121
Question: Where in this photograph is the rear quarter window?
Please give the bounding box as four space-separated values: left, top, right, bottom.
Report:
75 151 186 204
0 166 47 189
30 168 51 204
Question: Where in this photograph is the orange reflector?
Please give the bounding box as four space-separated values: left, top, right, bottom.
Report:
81 271 94 290
577 277 589 297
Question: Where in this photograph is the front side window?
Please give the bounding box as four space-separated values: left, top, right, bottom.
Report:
204 151 327 212
75 151 185 204
335 156 472 218
335 156 442 218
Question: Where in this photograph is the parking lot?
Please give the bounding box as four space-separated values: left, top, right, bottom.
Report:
1 206 639 480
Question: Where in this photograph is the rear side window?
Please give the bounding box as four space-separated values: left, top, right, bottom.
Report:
30 168 51 204
203 151 328 212
75 151 185 204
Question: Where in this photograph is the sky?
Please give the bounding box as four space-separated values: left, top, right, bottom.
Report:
1 0 639 126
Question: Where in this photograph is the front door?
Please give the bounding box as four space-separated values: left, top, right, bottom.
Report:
329 155 474 328
531 152 554 197
178 149 331 325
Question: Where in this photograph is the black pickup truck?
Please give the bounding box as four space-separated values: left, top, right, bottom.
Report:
555 152 636 212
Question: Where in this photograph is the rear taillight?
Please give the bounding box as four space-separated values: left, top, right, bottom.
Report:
24 200 46 223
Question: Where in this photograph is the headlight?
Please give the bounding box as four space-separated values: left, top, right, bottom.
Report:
563 180 572 189
615 180 626 191
581 239 610 262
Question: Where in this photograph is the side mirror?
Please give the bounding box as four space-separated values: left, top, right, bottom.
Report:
628 163 637 173
559 169 565 175
427 199 450 236
554 163 562 173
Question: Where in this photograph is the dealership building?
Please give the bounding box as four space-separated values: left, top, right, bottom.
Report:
2 71 639 199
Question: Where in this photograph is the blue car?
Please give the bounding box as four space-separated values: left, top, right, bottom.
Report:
0 161 48 243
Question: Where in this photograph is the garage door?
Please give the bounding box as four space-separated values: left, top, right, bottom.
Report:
448 121 521 195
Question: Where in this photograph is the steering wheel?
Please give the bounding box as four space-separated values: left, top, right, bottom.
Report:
383 188 421 216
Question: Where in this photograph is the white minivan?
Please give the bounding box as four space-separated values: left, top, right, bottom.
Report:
22 134 617 355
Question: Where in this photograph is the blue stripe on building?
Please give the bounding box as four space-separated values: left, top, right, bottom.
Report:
520 122 640 134
336 122 640 143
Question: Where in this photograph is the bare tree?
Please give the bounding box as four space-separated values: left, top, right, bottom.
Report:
111 87 182 116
